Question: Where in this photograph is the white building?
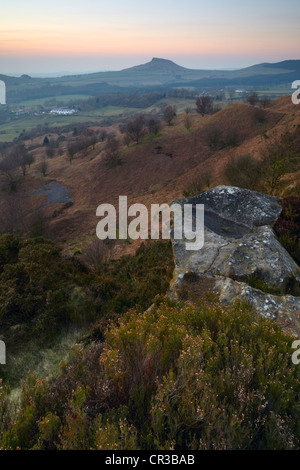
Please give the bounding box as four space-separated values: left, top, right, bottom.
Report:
50 108 77 116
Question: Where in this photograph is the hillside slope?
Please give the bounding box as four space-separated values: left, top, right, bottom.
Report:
1 96 299 255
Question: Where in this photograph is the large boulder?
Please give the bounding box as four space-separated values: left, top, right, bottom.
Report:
170 186 300 336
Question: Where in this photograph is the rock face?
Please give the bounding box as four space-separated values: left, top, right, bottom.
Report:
170 186 300 337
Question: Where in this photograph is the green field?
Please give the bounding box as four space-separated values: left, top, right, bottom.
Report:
0 113 103 142
0 108 139 142
15 94 93 109
0 57 296 143
0 97 199 142
1 82 295 143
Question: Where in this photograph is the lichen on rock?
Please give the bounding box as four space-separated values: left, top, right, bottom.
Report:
170 186 300 336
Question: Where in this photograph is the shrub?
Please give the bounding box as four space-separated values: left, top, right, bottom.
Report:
58 385 93 450
94 415 138 450
84 241 174 316
0 236 88 359
39 158 48 176
206 124 241 151
147 299 300 450
35 412 61 450
0 380 11 440
124 115 146 144
104 135 122 168
274 196 300 265
224 154 264 191
81 239 114 272
206 125 224 150
0 234 20 272
148 118 161 137
1 372 49 449
254 109 267 124
163 106 177 126
195 96 213 116
100 297 300 449
261 127 300 194
247 92 259 106
183 171 212 197
1 297 300 450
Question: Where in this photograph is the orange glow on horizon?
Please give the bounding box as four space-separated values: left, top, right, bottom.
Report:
1 1 299 71
1 25 293 59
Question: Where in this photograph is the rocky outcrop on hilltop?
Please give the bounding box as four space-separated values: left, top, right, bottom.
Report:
170 186 300 336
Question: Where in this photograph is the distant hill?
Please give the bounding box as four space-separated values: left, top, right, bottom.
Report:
71 58 300 86
123 57 188 73
261 60 300 72
3 58 300 103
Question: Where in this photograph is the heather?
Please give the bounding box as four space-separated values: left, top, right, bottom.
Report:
1 296 299 450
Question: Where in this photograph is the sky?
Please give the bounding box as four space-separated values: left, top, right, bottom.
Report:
0 0 299 75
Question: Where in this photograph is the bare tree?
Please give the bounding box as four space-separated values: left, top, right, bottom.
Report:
45 140 56 159
246 92 259 106
260 96 271 108
81 239 115 272
184 113 192 131
148 117 161 136
195 96 213 116
99 129 108 142
124 115 146 144
0 189 28 234
0 152 21 192
163 105 177 126
67 143 75 164
13 143 33 176
228 90 235 101
104 134 122 168
39 158 48 177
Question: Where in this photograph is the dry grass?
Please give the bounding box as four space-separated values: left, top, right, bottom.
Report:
2 97 299 255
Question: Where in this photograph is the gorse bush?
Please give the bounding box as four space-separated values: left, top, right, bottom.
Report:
274 196 300 266
262 126 300 194
93 240 174 314
0 235 173 386
182 171 212 197
225 154 264 191
0 233 299 450
1 296 299 450
0 236 76 345
0 236 173 344
225 126 300 195
206 124 241 151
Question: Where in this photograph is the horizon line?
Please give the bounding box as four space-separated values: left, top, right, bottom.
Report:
1 56 299 79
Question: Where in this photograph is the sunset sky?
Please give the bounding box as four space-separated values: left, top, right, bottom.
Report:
1 0 299 75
